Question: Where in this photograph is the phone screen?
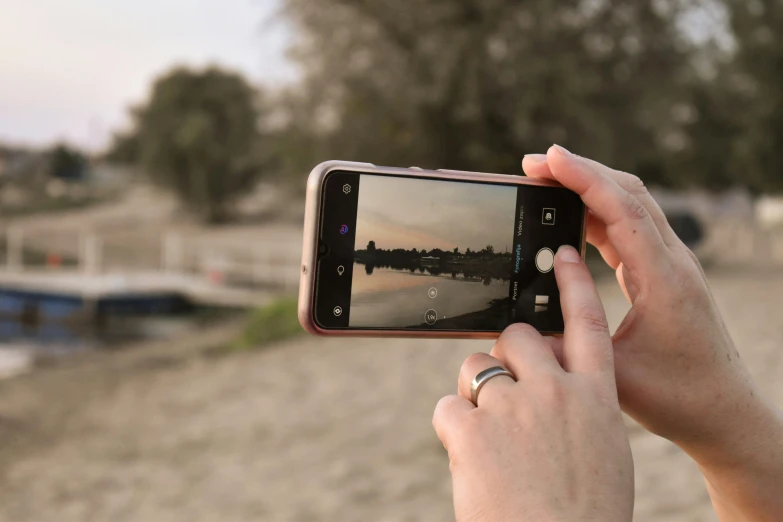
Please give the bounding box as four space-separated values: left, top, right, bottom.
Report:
314 170 585 334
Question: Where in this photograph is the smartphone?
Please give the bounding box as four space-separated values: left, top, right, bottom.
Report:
298 161 586 338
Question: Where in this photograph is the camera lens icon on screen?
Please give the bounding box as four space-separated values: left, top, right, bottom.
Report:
339 224 349 235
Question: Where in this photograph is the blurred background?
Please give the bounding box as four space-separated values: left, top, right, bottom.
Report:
1 0 782 520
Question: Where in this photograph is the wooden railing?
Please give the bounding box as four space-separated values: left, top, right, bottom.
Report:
1 225 301 292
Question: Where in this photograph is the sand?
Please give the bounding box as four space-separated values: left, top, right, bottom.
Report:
0 269 780 521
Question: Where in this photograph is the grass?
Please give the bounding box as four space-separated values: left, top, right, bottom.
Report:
229 297 303 351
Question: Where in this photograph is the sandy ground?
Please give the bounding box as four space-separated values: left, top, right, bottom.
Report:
0 269 781 522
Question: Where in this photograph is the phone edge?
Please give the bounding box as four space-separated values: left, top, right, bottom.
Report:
297 161 587 339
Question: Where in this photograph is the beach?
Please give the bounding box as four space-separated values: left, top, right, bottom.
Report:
0 269 779 521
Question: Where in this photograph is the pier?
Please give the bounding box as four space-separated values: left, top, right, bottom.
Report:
0 225 299 323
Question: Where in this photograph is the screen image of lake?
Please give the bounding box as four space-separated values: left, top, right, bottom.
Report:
348 263 509 328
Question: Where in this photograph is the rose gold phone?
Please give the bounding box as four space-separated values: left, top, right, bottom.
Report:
298 161 587 339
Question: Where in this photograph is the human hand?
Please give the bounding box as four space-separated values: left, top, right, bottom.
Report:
523 146 783 521
433 246 634 522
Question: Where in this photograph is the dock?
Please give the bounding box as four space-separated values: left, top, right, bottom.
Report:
0 270 274 322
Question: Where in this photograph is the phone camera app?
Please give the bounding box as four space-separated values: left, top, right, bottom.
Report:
542 208 556 225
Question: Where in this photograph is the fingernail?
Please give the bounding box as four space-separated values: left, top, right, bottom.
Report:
557 245 582 264
552 144 572 157
523 154 547 164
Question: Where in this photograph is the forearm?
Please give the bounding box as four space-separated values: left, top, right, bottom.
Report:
687 399 783 522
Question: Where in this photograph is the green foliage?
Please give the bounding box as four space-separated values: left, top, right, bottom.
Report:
231 298 302 350
270 0 783 194
718 0 783 194
49 144 87 180
105 130 139 165
279 0 697 185
111 66 264 222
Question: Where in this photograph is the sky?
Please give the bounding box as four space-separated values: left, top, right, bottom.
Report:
354 176 518 254
0 0 292 151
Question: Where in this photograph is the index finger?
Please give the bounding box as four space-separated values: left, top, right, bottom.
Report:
523 152 680 247
544 145 670 276
554 245 616 378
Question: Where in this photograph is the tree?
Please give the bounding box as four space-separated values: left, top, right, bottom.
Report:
367 240 376 252
49 144 87 180
109 66 264 223
714 0 783 193
105 129 140 165
280 0 696 184
453 247 459 254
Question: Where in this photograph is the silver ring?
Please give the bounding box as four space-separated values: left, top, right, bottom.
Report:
470 366 516 406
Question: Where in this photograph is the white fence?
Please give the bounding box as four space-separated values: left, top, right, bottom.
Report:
0 225 301 292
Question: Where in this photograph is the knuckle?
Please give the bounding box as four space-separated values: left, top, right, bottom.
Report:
432 396 470 450
578 308 610 334
683 246 705 271
624 174 648 195
536 373 567 405
433 394 459 416
498 323 539 344
505 322 538 335
461 352 489 374
623 191 649 221
432 395 456 429
671 262 713 307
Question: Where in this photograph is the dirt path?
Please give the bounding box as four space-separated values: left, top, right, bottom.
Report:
0 271 781 522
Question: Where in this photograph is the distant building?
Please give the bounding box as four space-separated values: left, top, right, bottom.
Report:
0 147 48 180
757 197 783 228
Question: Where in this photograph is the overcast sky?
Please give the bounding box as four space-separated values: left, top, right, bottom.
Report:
0 0 291 151
354 176 518 254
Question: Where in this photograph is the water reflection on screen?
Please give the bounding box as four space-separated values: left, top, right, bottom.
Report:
348 175 517 330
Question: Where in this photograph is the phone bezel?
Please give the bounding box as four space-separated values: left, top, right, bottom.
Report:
298 161 588 338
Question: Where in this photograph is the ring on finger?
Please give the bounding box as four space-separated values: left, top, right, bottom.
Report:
470 366 516 406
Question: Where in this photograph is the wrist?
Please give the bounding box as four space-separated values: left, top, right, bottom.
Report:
681 392 782 470
684 397 783 518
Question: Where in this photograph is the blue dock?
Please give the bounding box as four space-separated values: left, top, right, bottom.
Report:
0 271 271 323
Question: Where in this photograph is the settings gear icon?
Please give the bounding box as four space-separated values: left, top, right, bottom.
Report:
342 184 351 195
